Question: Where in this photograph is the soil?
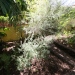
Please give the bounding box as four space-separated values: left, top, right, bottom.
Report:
0 38 75 75
56 38 75 50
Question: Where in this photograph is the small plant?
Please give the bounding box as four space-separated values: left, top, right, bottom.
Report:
16 35 51 70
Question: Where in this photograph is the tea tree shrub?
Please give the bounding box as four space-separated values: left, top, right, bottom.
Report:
17 36 51 70
16 0 66 70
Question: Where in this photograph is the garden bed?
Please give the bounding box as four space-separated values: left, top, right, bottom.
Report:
0 38 75 75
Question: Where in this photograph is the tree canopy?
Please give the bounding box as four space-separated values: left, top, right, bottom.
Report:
0 0 27 25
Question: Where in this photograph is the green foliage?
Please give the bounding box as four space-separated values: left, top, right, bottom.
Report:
16 36 50 70
0 0 21 19
67 35 75 44
0 0 28 26
0 16 9 41
15 0 67 70
0 53 11 64
16 0 27 11
12 0 74 71
0 16 8 40
26 0 64 36
0 53 11 74
64 8 75 19
59 7 75 34
0 16 8 23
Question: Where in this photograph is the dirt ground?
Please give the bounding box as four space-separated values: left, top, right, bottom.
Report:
0 39 75 75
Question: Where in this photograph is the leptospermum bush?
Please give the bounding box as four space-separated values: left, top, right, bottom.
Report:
16 0 66 70
17 36 51 70
27 0 63 35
